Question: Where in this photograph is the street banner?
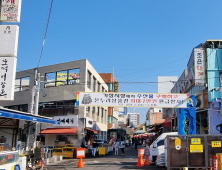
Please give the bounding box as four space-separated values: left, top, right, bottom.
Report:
194 48 205 86
178 95 196 135
0 0 22 22
77 92 189 108
0 25 19 57
0 57 17 100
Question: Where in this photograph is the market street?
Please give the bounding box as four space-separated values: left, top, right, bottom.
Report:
45 146 164 170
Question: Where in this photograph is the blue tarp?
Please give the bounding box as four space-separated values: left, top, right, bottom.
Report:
0 108 60 125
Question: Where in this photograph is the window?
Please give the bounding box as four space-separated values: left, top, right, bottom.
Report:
92 107 95 114
97 107 100 116
56 70 67 86
102 87 105 92
68 69 80 85
87 71 91 89
45 68 80 88
108 116 113 123
15 77 30 92
45 72 56 87
97 82 100 92
93 77 96 92
157 140 164 147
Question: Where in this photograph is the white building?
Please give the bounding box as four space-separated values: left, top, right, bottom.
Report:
158 76 178 93
128 112 140 127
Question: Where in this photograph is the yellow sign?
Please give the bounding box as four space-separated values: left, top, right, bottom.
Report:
191 138 201 144
56 73 80 86
175 138 181 146
175 138 181 150
212 141 221 147
216 153 222 170
190 145 203 153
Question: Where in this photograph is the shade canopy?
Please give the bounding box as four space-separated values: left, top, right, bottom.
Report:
40 128 79 135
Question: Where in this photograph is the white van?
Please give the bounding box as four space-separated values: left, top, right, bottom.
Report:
149 132 178 162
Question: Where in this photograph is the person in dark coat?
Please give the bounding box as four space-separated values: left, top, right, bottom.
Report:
135 138 139 150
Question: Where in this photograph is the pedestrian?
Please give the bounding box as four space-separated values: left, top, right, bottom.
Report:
135 138 138 150
119 140 125 155
114 141 119 155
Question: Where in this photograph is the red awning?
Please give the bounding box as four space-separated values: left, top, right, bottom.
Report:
86 127 99 134
40 128 79 135
163 119 171 128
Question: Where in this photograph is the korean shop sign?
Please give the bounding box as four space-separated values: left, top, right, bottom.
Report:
0 57 17 100
77 92 189 108
0 25 19 57
194 48 205 87
0 0 22 23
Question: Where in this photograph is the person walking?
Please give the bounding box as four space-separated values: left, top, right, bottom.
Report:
119 140 125 155
135 138 138 150
114 141 119 155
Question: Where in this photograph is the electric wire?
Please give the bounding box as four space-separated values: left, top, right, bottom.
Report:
37 0 54 68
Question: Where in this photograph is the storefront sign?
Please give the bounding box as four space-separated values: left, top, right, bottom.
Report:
0 25 19 57
191 138 201 144
78 92 189 108
194 48 205 86
212 141 221 147
190 145 203 153
54 115 78 127
0 0 22 22
114 81 118 92
0 57 17 100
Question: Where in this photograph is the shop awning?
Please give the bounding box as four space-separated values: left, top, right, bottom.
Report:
0 107 60 125
40 128 79 135
86 127 99 134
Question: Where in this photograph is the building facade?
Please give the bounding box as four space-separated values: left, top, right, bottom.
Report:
128 112 140 127
0 59 109 146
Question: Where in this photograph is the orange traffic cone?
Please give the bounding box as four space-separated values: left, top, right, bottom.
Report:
144 155 150 166
136 155 144 167
78 158 84 168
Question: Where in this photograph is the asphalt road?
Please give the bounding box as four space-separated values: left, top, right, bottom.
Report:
44 146 166 170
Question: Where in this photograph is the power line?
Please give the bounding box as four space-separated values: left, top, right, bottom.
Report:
37 0 54 68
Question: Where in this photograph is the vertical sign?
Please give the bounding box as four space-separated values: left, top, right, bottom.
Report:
114 81 118 92
0 57 17 100
194 48 205 86
0 0 22 23
178 95 196 135
0 25 19 57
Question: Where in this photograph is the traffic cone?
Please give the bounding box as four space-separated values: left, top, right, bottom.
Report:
78 158 84 168
144 155 150 166
136 155 144 167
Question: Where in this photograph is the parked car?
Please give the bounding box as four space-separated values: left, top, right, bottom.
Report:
149 132 178 162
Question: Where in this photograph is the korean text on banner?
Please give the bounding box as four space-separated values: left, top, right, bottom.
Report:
0 57 17 100
0 0 22 23
0 25 19 57
77 92 189 108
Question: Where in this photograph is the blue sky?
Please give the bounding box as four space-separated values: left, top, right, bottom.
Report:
7 0 222 123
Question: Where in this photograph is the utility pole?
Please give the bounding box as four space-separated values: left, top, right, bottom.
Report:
25 68 40 151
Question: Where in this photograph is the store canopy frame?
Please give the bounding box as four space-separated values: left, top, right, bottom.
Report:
0 107 60 125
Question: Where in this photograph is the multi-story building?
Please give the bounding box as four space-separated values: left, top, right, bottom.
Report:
99 73 119 129
146 108 163 125
0 59 109 146
202 40 222 134
128 112 140 127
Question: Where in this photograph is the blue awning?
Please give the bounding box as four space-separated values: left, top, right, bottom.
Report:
0 107 60 125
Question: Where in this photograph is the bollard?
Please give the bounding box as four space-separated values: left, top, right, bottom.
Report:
144 148 150 166
210 157 212 170
136 149 144 167
214 156 218 170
